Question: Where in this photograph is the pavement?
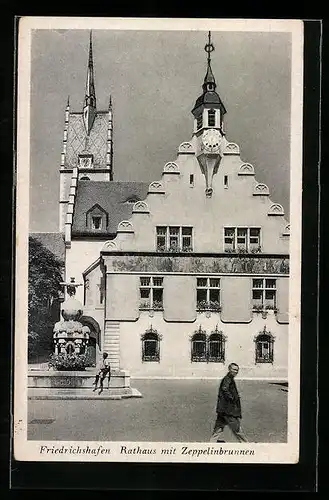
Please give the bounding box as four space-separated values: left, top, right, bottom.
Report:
28 379 288 443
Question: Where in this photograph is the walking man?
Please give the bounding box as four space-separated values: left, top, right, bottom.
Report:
92 352 111 395
210 362 248 443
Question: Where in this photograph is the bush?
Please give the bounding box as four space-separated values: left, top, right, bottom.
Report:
48 352 91 371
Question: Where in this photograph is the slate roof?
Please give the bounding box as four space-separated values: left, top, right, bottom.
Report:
72 180 149 236
65 111 109 169
29 232 65 261
192 91 227 115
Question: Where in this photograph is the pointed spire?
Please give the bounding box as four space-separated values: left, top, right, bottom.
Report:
203 31 216 91
83 31 97 134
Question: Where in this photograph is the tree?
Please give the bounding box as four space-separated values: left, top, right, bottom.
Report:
28 237 64 361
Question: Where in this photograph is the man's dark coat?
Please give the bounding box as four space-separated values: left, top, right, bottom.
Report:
216 373 242 417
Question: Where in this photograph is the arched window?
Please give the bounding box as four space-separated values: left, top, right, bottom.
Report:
255 328 274 363
80 176 90 180
208 329 225 363
191 327 207 362
141 327 161 362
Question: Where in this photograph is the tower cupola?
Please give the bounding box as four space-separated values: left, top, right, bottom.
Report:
192 31 226 135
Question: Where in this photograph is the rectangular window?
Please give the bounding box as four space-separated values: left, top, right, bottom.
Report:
224 227 261 253
208 109 216 127
139 276 163 310
252 278 276 310
169 226 179 250
182 227 193 251
156 226 167 251
190 174 194 186
91 216 102 230
224 175 228 188
156 226 193 252
196 277 221 311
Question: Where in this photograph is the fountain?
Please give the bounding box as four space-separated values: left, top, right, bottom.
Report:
28 277 142 400
51 278 91 369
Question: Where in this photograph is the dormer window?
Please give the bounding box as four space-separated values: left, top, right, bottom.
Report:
86 204 108 232
208 109 215 127
92 216 102 230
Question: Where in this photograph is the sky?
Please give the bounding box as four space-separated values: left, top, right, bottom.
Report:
29 28 292 232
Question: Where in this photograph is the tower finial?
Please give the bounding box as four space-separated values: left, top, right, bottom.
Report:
203 31 216 90
205 31 214 65
83 30 97 134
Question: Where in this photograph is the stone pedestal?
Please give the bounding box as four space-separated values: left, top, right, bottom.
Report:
28 369 142 400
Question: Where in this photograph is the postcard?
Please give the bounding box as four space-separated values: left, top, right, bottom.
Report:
14 16 304 464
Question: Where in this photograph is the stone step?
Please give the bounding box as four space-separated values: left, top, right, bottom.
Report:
28 387 143 400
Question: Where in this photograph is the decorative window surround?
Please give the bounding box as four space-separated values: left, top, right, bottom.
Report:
190 325 226 363
254 326 275 363
141 326 162 362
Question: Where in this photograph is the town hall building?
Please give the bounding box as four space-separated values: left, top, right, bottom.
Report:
56 32 290 379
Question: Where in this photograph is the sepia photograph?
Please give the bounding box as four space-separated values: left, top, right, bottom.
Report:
14 17 304 464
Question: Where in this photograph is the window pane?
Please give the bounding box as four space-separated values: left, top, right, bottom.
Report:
153 289 163 302
265 279 276 289
197 289 207 302
209 289 220 302
182 227 192 236
265 290 275 300
250 228 260 237
253 279 263 288
140 289 150 299
197 278 207 287
152 277 163 287
145 340 157 356
156 227 166 235
140 277 150 286
225 228 235 237
237 228 247 237
182 237 192 248
169 227 179 235
209 278 220 288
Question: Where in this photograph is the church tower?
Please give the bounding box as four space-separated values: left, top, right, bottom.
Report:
59 32 114 232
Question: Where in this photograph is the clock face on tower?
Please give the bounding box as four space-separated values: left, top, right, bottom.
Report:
201 129 222 153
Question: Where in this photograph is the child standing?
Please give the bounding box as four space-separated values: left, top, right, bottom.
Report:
92 352 111 395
